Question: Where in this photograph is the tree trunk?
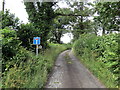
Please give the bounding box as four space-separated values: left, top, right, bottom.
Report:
79 2 84 34
57 30 62 44
57 38 61 44
2 0 5 12
102 27 105 35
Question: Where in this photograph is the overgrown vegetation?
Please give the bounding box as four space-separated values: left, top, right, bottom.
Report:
24 2 55 48
2 41 70 88
0 10 71 88
73 33 119 88
1 1 119 89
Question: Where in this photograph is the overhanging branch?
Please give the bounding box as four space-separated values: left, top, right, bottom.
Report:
56 13 88 17
56 13 82 16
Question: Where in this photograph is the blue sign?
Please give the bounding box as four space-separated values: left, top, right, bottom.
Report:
33 37 40 45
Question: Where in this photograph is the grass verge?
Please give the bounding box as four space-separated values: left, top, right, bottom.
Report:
72 33 119 88
72 48 118 88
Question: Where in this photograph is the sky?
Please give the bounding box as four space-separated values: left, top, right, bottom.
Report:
1 0 70 23
1 0 29 23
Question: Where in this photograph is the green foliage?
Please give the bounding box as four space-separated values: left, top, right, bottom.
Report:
73 33 119 88
24 2 55 48
95 34 119 76
1 8 71 88
50 15 70 43
2 43 70 88
17 23 37 51
69 2 95 40
0 10 20 29
94 2 120 34
2 48 46 88
1 28 22 71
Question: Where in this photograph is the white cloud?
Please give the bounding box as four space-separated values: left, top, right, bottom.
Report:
5 0 28 23
0 1 3 11
61 33 73 43
56 1 69 8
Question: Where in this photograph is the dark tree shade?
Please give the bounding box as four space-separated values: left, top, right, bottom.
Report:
24 2 56 48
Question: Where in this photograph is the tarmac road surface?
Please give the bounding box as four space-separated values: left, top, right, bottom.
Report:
45 50 105 88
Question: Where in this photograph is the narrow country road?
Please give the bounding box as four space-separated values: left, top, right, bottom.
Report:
45 50 105 88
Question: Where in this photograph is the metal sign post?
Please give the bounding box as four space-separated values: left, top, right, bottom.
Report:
33 37 40 56
36 45 38 56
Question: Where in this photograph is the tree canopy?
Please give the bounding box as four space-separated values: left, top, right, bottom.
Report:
1 10 20 29
24 2 56 48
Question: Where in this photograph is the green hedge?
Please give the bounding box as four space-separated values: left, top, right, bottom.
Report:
73 33 119 88
1 28 22 72
1 28 71 88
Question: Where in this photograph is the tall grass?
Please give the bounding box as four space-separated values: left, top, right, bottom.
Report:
2 43 71 88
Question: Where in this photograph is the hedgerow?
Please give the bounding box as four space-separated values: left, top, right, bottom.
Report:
73 33 119 88
1 28 70 88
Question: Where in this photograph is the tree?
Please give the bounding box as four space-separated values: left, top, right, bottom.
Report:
94 2 120 35
67 2 94 40
1 27 22 72
17 23 37 51
0 10 20 29
24 2 56 48
49 17 67 44
49 8 72 44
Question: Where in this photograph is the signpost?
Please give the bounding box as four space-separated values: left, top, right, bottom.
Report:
33 37 40 56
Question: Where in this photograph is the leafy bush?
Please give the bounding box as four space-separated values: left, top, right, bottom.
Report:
17 23 37 51
2 48 47 88
1 28 21 59
1 28 22 72
0 10 20 29
73 33 119 88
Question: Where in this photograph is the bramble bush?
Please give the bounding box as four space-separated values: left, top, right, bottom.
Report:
73 33 119 88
